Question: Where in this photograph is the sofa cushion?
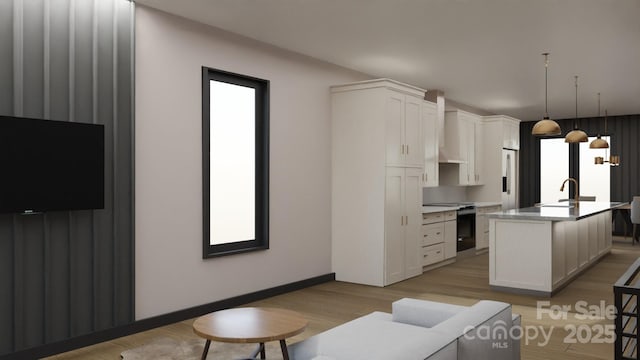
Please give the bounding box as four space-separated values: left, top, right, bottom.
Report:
392 298 468 328
288 311 457 360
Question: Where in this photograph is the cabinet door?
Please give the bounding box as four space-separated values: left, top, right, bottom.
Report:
510 122 520 150
474 120 483 184
384 167 405 285
458 116 470 185
422 102 438 187
444 220 457 259
404 96 423 166
404 167 423 278
475 213 486 249
502 121 511 149
385 94 404 166
466 118 476 185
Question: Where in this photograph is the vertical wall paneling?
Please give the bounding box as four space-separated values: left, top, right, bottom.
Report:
0 3 14 334
0 1 13 113
13 0 23 117
0 0 134 355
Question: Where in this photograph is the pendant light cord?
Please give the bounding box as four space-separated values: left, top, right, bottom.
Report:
574 76 578 129
543 53 549 118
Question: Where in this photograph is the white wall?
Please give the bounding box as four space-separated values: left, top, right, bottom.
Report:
135 6 368 320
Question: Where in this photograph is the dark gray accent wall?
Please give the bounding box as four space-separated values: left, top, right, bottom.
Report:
0 0 134 355
520 115 640 231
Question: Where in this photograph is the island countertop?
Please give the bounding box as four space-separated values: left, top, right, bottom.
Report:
488 202 626 221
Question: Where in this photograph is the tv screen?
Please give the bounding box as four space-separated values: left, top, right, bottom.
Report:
0 115 104 213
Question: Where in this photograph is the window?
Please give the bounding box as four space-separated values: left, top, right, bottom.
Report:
579 136 610 202
202 67 269 258
540 138 569 203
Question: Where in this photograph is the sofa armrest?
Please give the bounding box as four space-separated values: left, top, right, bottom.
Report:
432 300 515 360
392 298 468 328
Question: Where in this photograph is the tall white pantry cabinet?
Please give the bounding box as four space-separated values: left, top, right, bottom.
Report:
331 79 437 286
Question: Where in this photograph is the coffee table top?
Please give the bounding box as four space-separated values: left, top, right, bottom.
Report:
192 307 308 343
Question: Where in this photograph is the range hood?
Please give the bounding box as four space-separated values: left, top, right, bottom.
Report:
425 90 465 163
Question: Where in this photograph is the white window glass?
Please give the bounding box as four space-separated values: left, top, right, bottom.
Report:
579 136 610 202
209 80 255 245
540 138 569 203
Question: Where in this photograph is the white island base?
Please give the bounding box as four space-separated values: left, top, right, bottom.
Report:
489 210 612 296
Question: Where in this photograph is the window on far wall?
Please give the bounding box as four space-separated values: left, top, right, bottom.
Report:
202 67 269 258
540 136 611 204
579 136 610 202
540 138 569 203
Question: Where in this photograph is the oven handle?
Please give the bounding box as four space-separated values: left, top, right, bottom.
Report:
457 208 476 216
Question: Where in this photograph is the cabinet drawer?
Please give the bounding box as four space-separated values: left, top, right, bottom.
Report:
422 243 445 266
444 211 456 221
422 212 446 224
477 205 501 214
421 223 444 246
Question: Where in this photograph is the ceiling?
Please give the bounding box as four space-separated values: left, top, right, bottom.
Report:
135 0 640 121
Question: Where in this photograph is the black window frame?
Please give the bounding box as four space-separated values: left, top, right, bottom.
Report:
202 67 270 258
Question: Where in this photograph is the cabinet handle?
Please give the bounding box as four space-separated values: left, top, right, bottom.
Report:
406 145 409 154
401 216 404 226
436 251 441 254
405 215 408 225
401 144 405 154
436 232 441 235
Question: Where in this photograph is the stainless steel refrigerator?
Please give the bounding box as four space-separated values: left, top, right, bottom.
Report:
501 149 518 210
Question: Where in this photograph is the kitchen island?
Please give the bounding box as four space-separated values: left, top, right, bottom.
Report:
488 202 625 296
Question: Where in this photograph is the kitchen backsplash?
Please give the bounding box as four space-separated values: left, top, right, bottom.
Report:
423 186 468 205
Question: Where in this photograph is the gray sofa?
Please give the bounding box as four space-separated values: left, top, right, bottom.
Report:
289 298 521 360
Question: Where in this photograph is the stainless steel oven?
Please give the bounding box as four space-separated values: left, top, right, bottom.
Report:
456 206 476 252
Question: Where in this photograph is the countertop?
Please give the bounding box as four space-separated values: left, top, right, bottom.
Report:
421 206 458 214
473 202 502 208
421 202 502 214
487 202 627 221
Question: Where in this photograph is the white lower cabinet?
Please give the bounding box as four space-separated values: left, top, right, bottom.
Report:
385 167 423 285
421 210 456 268
476 205 502 250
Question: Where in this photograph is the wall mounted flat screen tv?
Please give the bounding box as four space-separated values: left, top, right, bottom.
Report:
0 115 104 214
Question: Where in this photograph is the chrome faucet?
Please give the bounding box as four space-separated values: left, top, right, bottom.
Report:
560 178 579 207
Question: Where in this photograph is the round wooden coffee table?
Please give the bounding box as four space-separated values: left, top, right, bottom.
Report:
193 307 308 360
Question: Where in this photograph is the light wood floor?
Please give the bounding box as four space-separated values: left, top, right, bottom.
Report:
46 238 640 360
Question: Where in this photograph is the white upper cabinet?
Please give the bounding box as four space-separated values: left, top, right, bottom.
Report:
422 101 438 187
502 119 520 150
442 110 482 186
385 92 424 167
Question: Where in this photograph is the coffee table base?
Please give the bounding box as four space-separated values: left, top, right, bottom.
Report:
200 339 289 360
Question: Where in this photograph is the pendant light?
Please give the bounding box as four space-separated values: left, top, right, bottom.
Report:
565 75 588 143
589 93 609 149
594 110 620 166
606 110 620 166
532 53 561 136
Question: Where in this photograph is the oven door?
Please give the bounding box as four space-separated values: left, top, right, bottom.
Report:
456 210 476 252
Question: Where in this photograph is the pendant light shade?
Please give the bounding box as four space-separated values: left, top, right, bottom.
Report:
565 75 588 143
565 128 588 143
532 53 561 136
589 94 610 149
589 137 609 148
